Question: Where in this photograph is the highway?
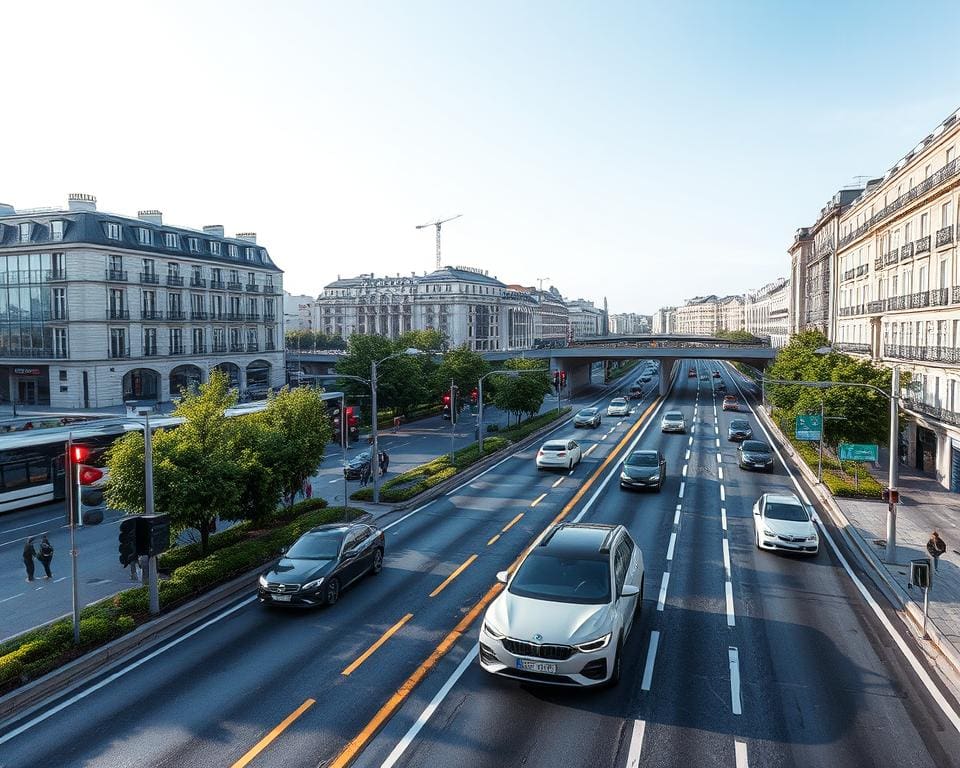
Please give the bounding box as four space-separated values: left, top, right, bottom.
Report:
3 362 960 768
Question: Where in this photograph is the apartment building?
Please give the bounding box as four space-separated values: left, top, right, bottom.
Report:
284 292 314 332
652 306 677 334
566 298 606 339
834 106 960 489
744 277 790 347
608 313 651 335
0 194 284 408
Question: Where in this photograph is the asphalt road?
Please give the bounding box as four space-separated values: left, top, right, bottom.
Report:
5 360 955 768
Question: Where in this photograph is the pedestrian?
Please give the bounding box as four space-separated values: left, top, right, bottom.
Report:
382 451 390 475
22 537 37 582
37 535 54 579
927 531 947 571
360 460 371 487
305 479 313 499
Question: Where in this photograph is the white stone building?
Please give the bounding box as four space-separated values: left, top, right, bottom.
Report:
652 306 677 334
566 298 606 339
744 277 790 347
608 313 651 334
283 292 314 332
0 194 284 408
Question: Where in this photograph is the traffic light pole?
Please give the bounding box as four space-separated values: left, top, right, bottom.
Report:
140 409 159 615
450 379 457 463
65 432 80 645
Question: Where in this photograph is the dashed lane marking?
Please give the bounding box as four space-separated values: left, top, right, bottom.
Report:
735 740 749 768
501 513 524 532
678 482 685 498
666 532 677 561
552 477 564 488
682 464 688 477
625 719 647 768
722 538 731 578
721 507 727 531
720 485 726 501
584 444 597 456
725 581 736 627
486 534 500 546
231 698 316 768
531 493 548 507
641 631 660 690
685 449 690 460
729 647 742 714
342 613 415 676
718 467 724 481
688 436 693 446
674 506 681 525
429 555 477 598
656 573 670 611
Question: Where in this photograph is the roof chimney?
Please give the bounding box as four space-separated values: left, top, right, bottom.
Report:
236 232 257 243
138 209 162 225
67 193 97 212
203 225 225 237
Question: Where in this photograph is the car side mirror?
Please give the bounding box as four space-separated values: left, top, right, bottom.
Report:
620 584 640 598
496 570 509 584
279 546 288 555
342 548 358 560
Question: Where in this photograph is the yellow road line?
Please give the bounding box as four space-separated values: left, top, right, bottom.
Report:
501 512 524 532
328 393 664 768
486 533 501 546
341 613 415 676
231 698 316 768
429 554 478 598
531 492 548 507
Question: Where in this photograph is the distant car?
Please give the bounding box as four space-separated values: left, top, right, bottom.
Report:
343 451 372 480
607 398 630 417
537 440 583 470
620 449 666 491
722 395 739 411
688 368 697 378
753 493 818 554
738 440 774 471
727 419 753 441
638 375 651 383
574 407 602 428
715 380 727 392
712 371 721 379
660 410 686 433
627 386 644 400
257 523 385 607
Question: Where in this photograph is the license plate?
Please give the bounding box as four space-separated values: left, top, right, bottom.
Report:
516 659 557 674
272 594 292 602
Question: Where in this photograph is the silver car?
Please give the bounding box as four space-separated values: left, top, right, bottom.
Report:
573 407 602 428
479 523 643 687
660 410 686 433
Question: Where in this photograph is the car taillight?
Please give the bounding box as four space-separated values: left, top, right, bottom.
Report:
538 450 544 455
557 452 566 457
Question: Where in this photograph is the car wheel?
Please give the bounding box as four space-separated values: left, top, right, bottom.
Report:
606 637 623 688
324 577 341 606
755 530 761 550
370 548 384 575
656 479 663 493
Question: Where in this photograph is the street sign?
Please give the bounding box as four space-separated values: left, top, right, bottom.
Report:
839 443 879 462
795 414 822 441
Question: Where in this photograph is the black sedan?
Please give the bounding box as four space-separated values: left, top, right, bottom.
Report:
258 523 385 607
620 449 666 491
727 419 753 441
738 440 774 471
343 451 372 480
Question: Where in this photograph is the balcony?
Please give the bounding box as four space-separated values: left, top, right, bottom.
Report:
230 343 245 353
883 344 960 363
210 280 226 290
212 343 227 353
191 311 209 321
144 346 159 357
842 268 855 281
908 291 930 309
46 269 67 281
167 310 186 321
936 226 954 248
900 242 914 261
835 342 871 355
245 313 260 322
856 264 868 277
264 313 276 322
867 300 884 313
109 346 131 359
931 287 950 306
245 283 260 292
888 295 907 311
193 344 207 354
263 283 279 294
0 348 60 359
954 286 960 304
246 342 259 352
210 312 228 321
166 275 184 287
227 312 244 321
168 346 186 356
142 309 163 320
190 277 207 288
106 269 128 282
140 272 159 284
108 308 130 320
227 281 243 291
874 256 883 271
916 235 931 254
903 398 960 428
883 250 899 266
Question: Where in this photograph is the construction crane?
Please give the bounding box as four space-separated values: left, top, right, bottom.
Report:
416 214 462 270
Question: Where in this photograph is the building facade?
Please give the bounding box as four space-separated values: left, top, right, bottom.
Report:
719 295 745 333
0 194 284 408
283 292 314 332
652 306 676 334
608 313 651 335
566 298 605 339
744 277 790 347
833 106 960 490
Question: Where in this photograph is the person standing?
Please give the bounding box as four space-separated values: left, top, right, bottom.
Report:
37 535 54 579
360 460 371 487
382 451 390 475
23 537 37 582
927 531 947 571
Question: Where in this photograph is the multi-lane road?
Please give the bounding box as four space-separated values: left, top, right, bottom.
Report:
3 362 960 767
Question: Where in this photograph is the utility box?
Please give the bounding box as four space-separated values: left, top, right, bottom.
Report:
136 514 171 557
910 558 932 589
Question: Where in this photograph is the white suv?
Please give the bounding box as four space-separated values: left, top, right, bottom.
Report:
607 398 630 417
660 410 686 433
479 523 643 687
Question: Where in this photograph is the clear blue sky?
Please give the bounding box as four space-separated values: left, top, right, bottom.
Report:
2 1 958 314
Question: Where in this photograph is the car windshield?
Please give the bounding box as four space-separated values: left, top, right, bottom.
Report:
509 552 611 605
730 420 750 429
626 452 658 467
665 412 683 420
578 408 598 417
542 442 567 452
285 532 343 560
742 441 770 453
764 501 808 522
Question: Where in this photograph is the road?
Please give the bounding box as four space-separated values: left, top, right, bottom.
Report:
0 365 635 641
4 360 957 768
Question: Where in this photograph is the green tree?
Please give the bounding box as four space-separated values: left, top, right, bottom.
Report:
285 329 347 351
490 358 552 424
335 333 431 420
396 329 445 353
433 346 490 405
715 328 758 343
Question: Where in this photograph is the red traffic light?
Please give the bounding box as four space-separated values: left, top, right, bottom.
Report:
71 445 92 463
78 466 104 486
470 388 479 404
560 371 567 386
443 394 451 405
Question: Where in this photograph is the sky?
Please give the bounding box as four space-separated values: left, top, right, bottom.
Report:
2 0 959 315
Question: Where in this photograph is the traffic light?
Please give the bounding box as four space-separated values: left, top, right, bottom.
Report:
74 443 106 526
344 406 359 441
442 393 451 420
553 371 561 391
560 371 567 388
470 388 479 405
119 517 138 566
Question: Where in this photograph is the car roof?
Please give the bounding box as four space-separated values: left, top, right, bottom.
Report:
538 523 619 558
611 397 626 402
579 407 599 413
730 418 750 424
630 449 659 458
763 493 801 505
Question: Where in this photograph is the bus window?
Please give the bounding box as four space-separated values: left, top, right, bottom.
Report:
2 462 29 491
28 460 50 484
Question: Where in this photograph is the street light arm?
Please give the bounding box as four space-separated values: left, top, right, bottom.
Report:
762 375 892 399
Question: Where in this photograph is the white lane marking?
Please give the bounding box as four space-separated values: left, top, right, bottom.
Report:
552 477 564 488
715 438 721 448
531 493 548 507
641 631 660 690
729 646 742 714
0 593 24 604
656 573 670 611
0 515 63 537
674 506 681 525
600 434 608 441
725 581 736 627
380 645 479 768
692 424 696 433
678 482 685 499
685 449 690 460
720 485 726 502
714 425 719 434
735 741 749 768
0 595 257 747
722 538 731 577
682 464 688 477
716 452 722 464
625 719 647 768
718 466 724 481
688 436 693 446
584 444 597 456
568 469 574 476
721 507 727 531
617 421 624 427
727 366 960 732
328 479 340 484
666 532 677 561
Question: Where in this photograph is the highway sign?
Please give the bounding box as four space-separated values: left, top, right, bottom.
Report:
795 414 822 441
839 443 879 462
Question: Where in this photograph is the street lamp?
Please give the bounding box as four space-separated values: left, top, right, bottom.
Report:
137 407 159 614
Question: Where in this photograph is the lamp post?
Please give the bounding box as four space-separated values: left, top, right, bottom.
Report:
137 408 159 615
65 432 80 644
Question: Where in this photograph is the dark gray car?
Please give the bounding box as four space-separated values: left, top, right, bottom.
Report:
738 440 774 471
727 419 753 441
620 449 666 492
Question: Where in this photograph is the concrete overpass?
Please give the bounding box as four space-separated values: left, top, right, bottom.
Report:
285 335 776 396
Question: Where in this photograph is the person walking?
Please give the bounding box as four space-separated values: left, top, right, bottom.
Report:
22 537 37 582
37 535 54 579
360 460 371 487
927 531 947 571
382 451 390 475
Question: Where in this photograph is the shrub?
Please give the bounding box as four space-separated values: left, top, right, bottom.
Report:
113 586 150 616
498 409 570 443
0 656 24 686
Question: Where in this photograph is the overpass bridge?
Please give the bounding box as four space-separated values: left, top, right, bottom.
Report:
285 335 777 396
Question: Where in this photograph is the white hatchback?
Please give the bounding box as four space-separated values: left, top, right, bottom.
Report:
607 398 630 417
536 440 583 470
753 493 819 554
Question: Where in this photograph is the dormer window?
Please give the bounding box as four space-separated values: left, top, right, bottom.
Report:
106 222 121 240
246 247 255 261
188 237 201 253
18 223 31 243
228 244 238 259
210 240 221 255
50 220 64 241
137 227 152 245
165 232 179 248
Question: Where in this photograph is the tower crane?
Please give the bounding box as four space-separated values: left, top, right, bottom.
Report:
416 214 462 270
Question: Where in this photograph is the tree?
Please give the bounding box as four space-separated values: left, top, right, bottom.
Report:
285 329 347 351
433 346 490 404
490 358 552 424
335 333 432 419
715 328 758 343
396 329 445 353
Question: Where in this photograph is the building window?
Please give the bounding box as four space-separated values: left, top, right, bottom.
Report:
169 328 183 354
943 201 954 228
948 146 956 165
50 220 64 241
188 237 201 253
246 247 255 261
192 328 205 353
54 328 68 358
920 212 929 238
144 328 158 356
265 327 275 351
143 290 157 316
52 288 67 320
165 232 179 248
228 244 238 259
18 222 31 243
137 227 152 245
210 240 221 255
110 328 127 358
51 252 65 280
106 222 121 240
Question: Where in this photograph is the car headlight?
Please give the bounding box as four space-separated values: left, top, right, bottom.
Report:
302 578 325 591
258 575 269 588
575 633 611 653
483 620 505 640
807 534 818 542
620 472 631 480
762 529 775 537
649 473 660 482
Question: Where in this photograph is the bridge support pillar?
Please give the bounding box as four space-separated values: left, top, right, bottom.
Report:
556 358 592 397
659 358 676 396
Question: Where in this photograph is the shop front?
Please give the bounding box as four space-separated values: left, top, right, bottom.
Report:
0 365 51 406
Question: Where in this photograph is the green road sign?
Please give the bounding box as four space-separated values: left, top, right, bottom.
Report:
795 414 822 441
839 443 879 462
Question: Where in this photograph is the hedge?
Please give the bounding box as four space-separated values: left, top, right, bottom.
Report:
787 431 883 499
0 504 362 694
498 408 571 443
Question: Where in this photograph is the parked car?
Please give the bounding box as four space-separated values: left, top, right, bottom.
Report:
738 440 774 471
722 395 739 411
660 410 686 433
343 451 372 480
478 522 643 687
620 449 666 491
537 439 583 470
607 398 630 417
727 419 753 441
257 523 385 607
753 493 818 554
627 386 644 400
573 407 602 428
